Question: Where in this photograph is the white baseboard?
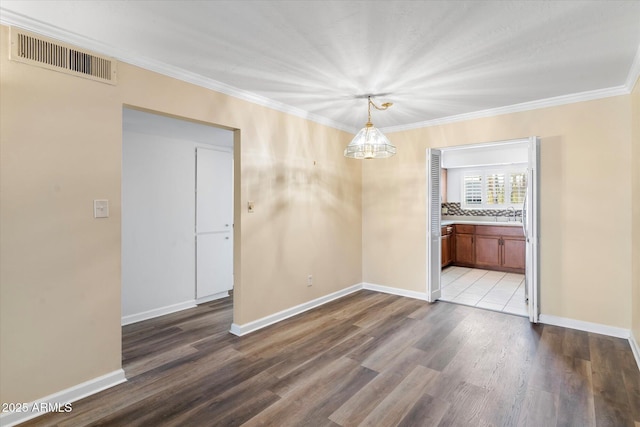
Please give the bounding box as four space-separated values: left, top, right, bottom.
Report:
362 282 429 301
0 369 126 427
230 284 363 336
196 291 229 304
355 290 639 372
229 282 430 337
121 300 196 326
630 333 640 373
539 314 630 339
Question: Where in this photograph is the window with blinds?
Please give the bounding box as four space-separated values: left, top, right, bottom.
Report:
463 174 482 206
486 173 505 205
462 168 526 209
510 172 527 204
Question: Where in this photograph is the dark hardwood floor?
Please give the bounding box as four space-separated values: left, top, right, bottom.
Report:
21 291 640 426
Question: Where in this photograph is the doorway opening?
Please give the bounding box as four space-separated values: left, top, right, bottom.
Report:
427 137 539 322
121 107 236 328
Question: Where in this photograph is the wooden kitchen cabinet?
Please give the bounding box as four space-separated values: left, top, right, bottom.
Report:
475 235 501 268
475 225 525 273
454 225 475 266
502 237 526 270
441 226 453 267
451 224 525 273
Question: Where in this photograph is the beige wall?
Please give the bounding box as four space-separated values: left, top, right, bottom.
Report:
363 96 633 329
632 76 640 345
0 25 362 404
1 21 637 407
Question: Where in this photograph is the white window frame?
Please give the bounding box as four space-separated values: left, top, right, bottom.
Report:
461 167 527 210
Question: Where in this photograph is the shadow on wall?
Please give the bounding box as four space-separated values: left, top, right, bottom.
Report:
239 109 362 289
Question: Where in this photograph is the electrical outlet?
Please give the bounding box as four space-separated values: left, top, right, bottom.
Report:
307 275 313 287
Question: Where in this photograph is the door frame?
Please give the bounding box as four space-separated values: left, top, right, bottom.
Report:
426 137 540 322
121 106 237 325
525 137 540 322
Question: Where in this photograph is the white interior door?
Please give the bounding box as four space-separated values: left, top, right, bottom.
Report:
196 147 233 300
427 148 442 302
196 233 233 299
525 137 540 322
196 148 232 233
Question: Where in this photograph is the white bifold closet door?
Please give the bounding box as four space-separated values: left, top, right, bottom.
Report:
195 147 233 300
426 148 442 302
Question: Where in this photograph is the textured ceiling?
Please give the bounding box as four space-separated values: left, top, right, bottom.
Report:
1 1 639 131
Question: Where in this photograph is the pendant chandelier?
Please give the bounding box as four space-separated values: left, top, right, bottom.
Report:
344 96 396 159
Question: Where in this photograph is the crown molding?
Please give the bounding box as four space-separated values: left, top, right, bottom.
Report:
2 8 638 136
626 44 640 92
380 84 630 133
0 9 356 134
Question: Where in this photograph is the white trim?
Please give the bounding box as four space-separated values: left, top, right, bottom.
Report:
121 300 196 326
539 314 630 339
380 86 630 134
538 318 639 373
194 143 233 153
0 10 355 134
362 282 429 301
526 136 540 323
196 291 229 304
625 44 640 92
229 284 362 336
442 138 532 151
0 369 126 427
2 9 637 136
630 333 640 373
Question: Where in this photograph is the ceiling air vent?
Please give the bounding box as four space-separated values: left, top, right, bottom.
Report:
10 27 117 85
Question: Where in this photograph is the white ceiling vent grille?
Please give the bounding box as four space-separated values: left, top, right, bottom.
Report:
10 28 117 85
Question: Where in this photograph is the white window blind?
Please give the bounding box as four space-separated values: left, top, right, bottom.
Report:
509 172 527 204
486 173 505 205
463 174 482 206
461 168 526 209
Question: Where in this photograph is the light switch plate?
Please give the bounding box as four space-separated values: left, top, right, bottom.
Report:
248 201 254 213
94 199 109 218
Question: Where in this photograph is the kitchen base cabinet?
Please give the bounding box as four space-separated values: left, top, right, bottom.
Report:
502 237 526 270
441 226 453 267
450 224 525 274
453 224 475 267
475 235 501 269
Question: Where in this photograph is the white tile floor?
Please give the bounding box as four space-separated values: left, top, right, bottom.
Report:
440 266 528 316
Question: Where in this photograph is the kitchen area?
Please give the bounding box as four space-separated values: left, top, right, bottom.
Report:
437 141 529 316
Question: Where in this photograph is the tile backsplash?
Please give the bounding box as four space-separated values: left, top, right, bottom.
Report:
442 202 522 219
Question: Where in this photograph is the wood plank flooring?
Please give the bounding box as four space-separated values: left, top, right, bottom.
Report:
21 291 640 426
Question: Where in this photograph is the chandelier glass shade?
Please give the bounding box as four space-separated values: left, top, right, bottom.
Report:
344 96 396 159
